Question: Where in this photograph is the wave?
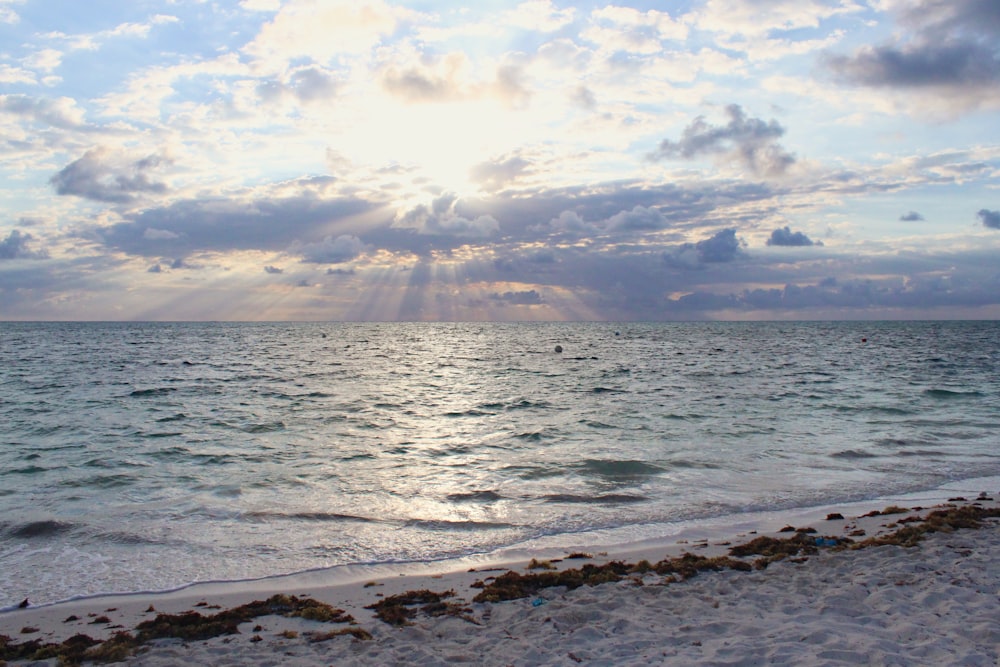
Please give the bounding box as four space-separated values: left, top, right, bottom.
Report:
5 519 77 539
129 387 176 397
542 493 648 504
923 388 983 399
830 449 878 459
244 510 378 524
575 459 667 477
404 519 518 531
446 490 505 503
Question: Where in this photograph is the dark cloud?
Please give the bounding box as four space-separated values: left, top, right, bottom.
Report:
96 194 379 256
978 208 1000 229
0 229 48 260
649 105 795 177
296 234 364 263
490 289 543 305
664 228 746 267
695 228 745 262
900 211 925 221
147 263 162 273
766 226 821 247
824 0 1000 110
51 148 168 203
826 42 1000 88
264 265 284 274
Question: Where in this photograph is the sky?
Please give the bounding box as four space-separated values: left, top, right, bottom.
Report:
1 0 999 321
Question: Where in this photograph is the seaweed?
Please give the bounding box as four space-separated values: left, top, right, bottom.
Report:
365 589 476 626
472 553 753 603
728 532 833 568
853 505 1000 549
0 594 356 665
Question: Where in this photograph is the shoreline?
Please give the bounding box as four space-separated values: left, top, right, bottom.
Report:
2 479 998 665
6 474 998 615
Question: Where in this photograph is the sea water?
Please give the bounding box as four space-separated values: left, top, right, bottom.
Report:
1 321 998 607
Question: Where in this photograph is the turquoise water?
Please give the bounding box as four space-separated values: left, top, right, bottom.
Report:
1 321 998 606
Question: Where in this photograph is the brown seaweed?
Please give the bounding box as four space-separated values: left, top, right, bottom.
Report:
364 589 476 626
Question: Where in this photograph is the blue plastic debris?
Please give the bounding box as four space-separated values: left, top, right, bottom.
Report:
531 598 547 607
814 537 838 547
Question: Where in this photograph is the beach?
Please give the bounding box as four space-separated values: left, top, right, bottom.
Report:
3 492 997 666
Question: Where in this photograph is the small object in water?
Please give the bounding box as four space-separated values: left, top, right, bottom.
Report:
554 345 563 353
19 598 29 608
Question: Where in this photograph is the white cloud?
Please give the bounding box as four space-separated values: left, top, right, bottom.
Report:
0 64 36 85
582 5 688 54
696 0 863 38
244 0 400 70
0 0 24 24
23 48 63 73
591 5 688 40
505 0 576 32
240 0 281 10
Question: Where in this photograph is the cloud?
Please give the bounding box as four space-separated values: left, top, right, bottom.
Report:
490 289 543 305
899 211 925 221
541 210 597 235
394 193 499 237
824 0 1000 113
649 104 796 177
380 52 472 103
296 234 365 263
696 0 860 38
244 0 400 68
978 208 1000 229
505 0 575 32
0 0 22 24
257 66 340 105
665 228 746 267
826 42 1000 88
766 226 822 246
50 148 168 203
0 229 48 260
583 5 688 53
470 154 531 192
605 205 668 231
97 192 379 257
264 265 283 274
0 94 89 129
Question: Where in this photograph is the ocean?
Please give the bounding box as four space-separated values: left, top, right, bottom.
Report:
2 321 998 608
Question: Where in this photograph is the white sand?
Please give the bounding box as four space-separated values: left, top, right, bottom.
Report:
3 493 998 666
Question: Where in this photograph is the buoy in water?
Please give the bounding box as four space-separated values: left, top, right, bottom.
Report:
554 345 563 353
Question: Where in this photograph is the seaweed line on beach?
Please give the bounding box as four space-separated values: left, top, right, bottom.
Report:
1 502 997 666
